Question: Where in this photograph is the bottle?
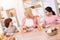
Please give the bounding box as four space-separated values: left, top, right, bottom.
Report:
58 24 60 31
0 33 4 40
2 33 4 39
20 27 24 33
37 25 42 31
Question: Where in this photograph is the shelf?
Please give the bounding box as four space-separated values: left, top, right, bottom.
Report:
23 0 41 8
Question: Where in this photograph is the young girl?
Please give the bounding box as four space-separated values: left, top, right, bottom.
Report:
43 7 59 28
22 8 38 32
4 18 18 36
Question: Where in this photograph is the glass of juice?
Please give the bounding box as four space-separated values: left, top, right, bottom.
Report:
37 25 42 31
20 27 24 33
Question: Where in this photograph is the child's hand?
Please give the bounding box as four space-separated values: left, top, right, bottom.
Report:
33 24 37 28
10 33 14 36
14 30 18 33
42 24 46 28
42 24 50 28
6 33 10 37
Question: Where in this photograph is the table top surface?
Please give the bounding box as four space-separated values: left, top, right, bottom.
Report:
14 25 60 40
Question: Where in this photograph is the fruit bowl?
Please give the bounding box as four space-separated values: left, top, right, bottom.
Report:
46 28 57 36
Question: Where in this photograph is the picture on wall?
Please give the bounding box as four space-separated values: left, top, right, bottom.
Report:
6 8 16 17
6 8 20 31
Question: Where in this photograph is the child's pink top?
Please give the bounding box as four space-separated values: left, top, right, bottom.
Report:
44 15 59 25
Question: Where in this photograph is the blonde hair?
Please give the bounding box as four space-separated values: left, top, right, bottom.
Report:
24 8 33 18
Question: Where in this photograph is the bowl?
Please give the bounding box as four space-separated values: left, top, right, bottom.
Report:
47 30 57 36
46 28 57 36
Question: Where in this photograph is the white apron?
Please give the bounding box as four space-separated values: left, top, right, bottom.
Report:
25 18 34 28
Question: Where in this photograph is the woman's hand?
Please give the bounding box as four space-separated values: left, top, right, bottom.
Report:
33 24 37 28
42 24 51 28
42 24 47 28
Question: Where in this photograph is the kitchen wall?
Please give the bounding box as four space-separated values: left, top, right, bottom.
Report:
0 0 58 25
43 0 57 14
0 0 24 25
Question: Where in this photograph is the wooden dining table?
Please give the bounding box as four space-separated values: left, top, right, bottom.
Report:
14 24 60 40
